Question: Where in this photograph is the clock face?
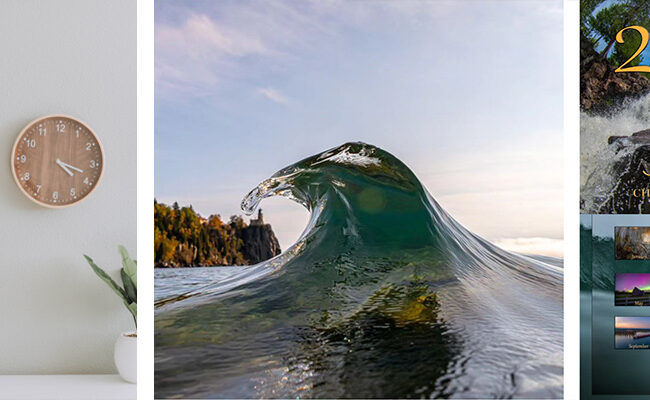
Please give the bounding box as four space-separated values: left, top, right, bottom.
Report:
11 115 104 207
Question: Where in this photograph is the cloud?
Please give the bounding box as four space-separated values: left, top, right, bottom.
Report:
157 13 268 58
155 12 271 93
154 0 475 99
493 237 563 258
257 87 289 104
155 1 562 100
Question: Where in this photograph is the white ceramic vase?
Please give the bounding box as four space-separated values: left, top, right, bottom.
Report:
114 331 137 383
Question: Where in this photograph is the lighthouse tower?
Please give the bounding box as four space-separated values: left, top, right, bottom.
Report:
250 209 264 226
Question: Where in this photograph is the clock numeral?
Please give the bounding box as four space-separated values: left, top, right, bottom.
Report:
56 121 65 132
26 139 36 148
23 172 30 181
76 129 81 138
52 191 58 200
86 143 92 151
20 155 26 163
83 177 90 185
70 188 76 197
90 160 98 169
36 185 41 194
38 125 46 136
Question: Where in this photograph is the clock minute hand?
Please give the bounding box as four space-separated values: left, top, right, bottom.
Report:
59 160 84 173
56 159 74 177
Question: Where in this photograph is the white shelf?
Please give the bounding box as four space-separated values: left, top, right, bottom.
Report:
0 375 136 400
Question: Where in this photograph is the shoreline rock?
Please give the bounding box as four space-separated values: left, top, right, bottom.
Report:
580 37 650 113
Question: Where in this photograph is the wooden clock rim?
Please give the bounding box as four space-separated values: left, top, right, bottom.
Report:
10 114 105 209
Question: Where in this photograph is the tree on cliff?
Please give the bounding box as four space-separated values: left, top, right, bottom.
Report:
153 200 280 267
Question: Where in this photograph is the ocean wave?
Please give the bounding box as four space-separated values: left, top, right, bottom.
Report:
155 142 563 399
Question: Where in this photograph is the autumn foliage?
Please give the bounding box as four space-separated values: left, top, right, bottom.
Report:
154 200 249 266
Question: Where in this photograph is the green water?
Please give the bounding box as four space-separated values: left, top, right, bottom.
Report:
155 143 563 398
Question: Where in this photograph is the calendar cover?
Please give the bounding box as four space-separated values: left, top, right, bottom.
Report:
580 1 650 399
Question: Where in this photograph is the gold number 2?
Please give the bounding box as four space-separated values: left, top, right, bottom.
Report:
615 26 650 73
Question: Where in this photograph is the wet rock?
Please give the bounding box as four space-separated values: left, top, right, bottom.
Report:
598 132 650 213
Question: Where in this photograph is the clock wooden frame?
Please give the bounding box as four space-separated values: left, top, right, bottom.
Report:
10 114 105 208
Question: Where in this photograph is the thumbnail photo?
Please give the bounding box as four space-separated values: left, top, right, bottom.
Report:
615 227 650 260
615 317 650 350
615 273 650 306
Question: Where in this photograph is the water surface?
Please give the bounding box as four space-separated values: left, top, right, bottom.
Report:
155 143 563 399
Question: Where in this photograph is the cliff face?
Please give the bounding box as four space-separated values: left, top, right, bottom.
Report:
581 37 650 112
240 224 282 264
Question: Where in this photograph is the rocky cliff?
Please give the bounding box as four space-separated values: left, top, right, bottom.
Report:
581 37 650 112
240 224 282 264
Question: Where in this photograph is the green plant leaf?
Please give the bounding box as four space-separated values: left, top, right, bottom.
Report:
118 245 137 288
124 300 137 327
84 255 128 302
121 268 137 304
126 301 137 317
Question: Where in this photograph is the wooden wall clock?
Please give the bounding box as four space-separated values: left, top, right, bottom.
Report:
11 115 104 208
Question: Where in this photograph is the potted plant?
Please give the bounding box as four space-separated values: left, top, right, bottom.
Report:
84 246 137 383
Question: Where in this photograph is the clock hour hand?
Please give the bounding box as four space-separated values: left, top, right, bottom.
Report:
59 160 84 173
56 158 74 176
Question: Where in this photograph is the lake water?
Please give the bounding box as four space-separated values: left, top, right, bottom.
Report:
155 267 245 302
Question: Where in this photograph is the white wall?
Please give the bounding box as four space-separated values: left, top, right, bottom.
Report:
0 0 136 374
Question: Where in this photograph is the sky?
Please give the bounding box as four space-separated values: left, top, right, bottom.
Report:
155 0 564 257
616 273 650 292
616 316 650 330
